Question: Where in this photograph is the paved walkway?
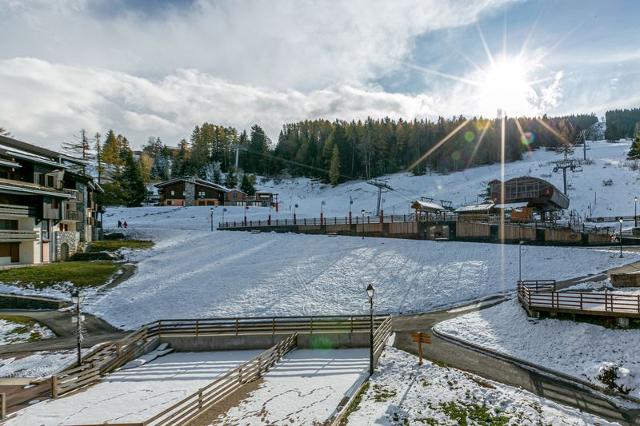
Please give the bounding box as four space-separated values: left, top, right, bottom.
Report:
0 309 125 354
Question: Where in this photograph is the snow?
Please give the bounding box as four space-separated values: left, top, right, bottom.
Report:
71 205 632 329
435 298 640 398
0 318 54 345
6 350 263 425
347 347 616 425
214 348 368 424
0 350 76 378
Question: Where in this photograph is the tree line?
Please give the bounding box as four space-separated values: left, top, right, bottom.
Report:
605 107 640 140
53 112 599 206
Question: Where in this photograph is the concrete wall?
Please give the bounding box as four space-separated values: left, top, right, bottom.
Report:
499 224 536 241
160 332 371 352
388 222 417 234
544 228 581 243
588 233 612 244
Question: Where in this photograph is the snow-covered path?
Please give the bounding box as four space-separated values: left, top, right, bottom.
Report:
212 348 368 425
6 350 263 425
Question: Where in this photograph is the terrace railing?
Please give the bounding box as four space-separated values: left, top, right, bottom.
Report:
518 281 640 317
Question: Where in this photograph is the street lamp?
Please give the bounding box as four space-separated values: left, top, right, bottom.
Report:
518 241 525 282
635 196 638 228
294 204 298 225
222 207 227 226
361 209 366 240
71 290 82 366
619 218 624 258
244 206 249 226
209 207 214 232
366 284 375 375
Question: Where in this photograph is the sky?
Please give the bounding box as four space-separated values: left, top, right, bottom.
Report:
1 0 639 150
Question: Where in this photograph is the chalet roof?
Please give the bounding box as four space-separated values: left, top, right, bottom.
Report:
495 202 530 209
155 177 230 192
455 202 495 213
412 200 445 212
0 135 85 166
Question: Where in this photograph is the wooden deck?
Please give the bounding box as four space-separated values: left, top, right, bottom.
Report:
518 280 640 318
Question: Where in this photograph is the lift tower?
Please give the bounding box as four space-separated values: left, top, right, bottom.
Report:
367 180 393 216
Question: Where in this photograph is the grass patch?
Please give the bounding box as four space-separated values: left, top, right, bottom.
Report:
0 315 51 342
0 261 120 289
440 401 510 426
88 240 154 252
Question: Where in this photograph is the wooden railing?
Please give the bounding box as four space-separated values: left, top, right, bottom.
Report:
144 315 388 337
0 230 38 241
51 315 390 398
518 282 640 317
52 327 153 398
144 333 298 426
372 316 392 367
218 214 420 229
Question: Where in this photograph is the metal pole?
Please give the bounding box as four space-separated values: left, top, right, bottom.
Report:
620 220 624 258
76 297 82 366
362 212 365 239
210 209 214 232
369 296 374 375
635 197 638 228
519 242 522 282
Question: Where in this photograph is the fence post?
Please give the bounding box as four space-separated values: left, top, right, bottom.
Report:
51 375 58 399
0 393 5 420
257 357 262 378
272 318 276 335
198 389 203 410
310 316 313 334
239 366 243 384
235 319 239 336
195 319 199 337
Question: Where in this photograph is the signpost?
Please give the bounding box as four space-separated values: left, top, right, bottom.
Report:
410 331 431 365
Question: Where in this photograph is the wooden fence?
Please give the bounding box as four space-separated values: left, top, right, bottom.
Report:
218 214 417 230
51 315 390 398
518 281 640 318
372 316 392 366
143 333 298 426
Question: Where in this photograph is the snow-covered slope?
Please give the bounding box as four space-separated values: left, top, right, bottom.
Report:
258 139 637 220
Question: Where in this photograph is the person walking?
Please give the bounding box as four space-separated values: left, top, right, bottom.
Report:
117 219 122 228
123 220 128 229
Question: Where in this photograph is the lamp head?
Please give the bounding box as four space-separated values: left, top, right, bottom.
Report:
71 290 79 303
366 283 374 299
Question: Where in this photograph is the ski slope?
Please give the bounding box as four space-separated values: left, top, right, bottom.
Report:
260 139 637 220
79 204 632 330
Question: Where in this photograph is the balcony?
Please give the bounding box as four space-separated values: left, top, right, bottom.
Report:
0 230 38 242
0 204 36 217
64 210 82 221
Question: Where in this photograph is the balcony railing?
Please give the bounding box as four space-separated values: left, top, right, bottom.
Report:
0 230 38 241
0 204 36 217
64 210 82 221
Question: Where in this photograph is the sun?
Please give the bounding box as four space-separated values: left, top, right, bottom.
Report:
476 57 538 117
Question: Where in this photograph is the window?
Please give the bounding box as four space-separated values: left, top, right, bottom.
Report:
198 191 205 198
47 175 54 187
52 199 59 209
0 220 18 230
170 190 175 196
41 221 49 241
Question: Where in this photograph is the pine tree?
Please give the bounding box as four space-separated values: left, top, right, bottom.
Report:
240 173 256 195
94 132 104 185
212 162 223 184
329 145 340 186
629 130 640 160
62 129 91 174
120 150 146 207
225 167 237 188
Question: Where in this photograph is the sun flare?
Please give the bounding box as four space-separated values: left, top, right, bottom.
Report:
476 57 537 117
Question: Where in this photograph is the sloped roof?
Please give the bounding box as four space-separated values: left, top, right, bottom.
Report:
412 200 445 211
455 203 495 213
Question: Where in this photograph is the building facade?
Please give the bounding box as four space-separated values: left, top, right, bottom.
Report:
156 177 228 206
0 135 102 265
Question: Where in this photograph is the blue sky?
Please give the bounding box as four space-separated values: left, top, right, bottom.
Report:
0 0 638 148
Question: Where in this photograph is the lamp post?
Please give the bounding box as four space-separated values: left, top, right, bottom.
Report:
361 209 366 240
619 218 624 258
244 206 249 226
293 204 298 225
209 207 214 232
635 196 638 228
222 208 227 227
366 284 375 375
71 290 82 366
518 240 524 282
320 201 326 225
